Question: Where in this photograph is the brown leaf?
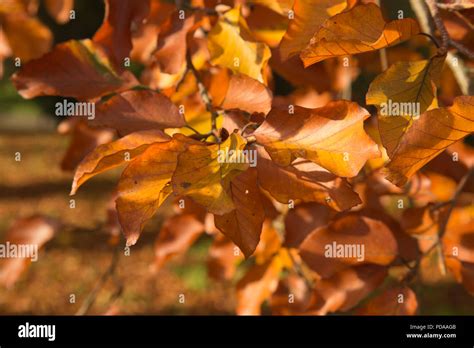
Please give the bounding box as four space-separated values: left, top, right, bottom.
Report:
12 39 138 100
214 168 265 258
257 148 362 211
299 214 398 278
207 234 242 281
284 203 334 248
93 0 150 69
357 286 418 315
254 101 380 177
307 264 387 314
0 215 59 288
94 90 185 136
154 214 205 270
154 11 195 74
59 120 115 171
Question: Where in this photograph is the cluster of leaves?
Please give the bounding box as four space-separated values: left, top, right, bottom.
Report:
3 0 474 315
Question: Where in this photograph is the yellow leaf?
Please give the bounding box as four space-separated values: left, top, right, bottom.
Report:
207 8 271 83
367 56 445 158
385 96 474 186
300 3 420 67
172 132 249 215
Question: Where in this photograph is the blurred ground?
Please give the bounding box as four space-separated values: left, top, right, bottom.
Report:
0 130 235 315
1 130 474 315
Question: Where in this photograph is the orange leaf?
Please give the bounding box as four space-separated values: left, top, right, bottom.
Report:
236 256 283 315
116 134 200 246
254 101 380 177
384 96 474 186
357 287 418 315
299 214 398 278
71 129 169 195
257 148 361 211
279 0 349 60
300 3 419 67
308 264 387 315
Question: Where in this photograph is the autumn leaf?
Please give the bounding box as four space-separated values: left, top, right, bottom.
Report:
209 71 273 115
307 265 387 315
154 214 205 270
93 0 150 69
58 119 115 171
367 55 445 158
71 129 170 195
236 255 284 315
94 90 186 136
0 216 59 288
383 96 474 186
357 287 418 315
207 234 242 281
284 202 335 248
1 11 52 62
11 39 137 100
254 101 380 177
214 168 265 258
207 7 271 83
153 11 196 74
171 132 249 215
299 214 398 278
256 147 362 211
300 3 420 67
44 0 74 24
279 0 349 60
245 4 289 48
116 134 201 246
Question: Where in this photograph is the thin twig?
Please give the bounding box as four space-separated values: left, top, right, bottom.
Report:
425 0 450 53
449 38 474 59
75 245 121 315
